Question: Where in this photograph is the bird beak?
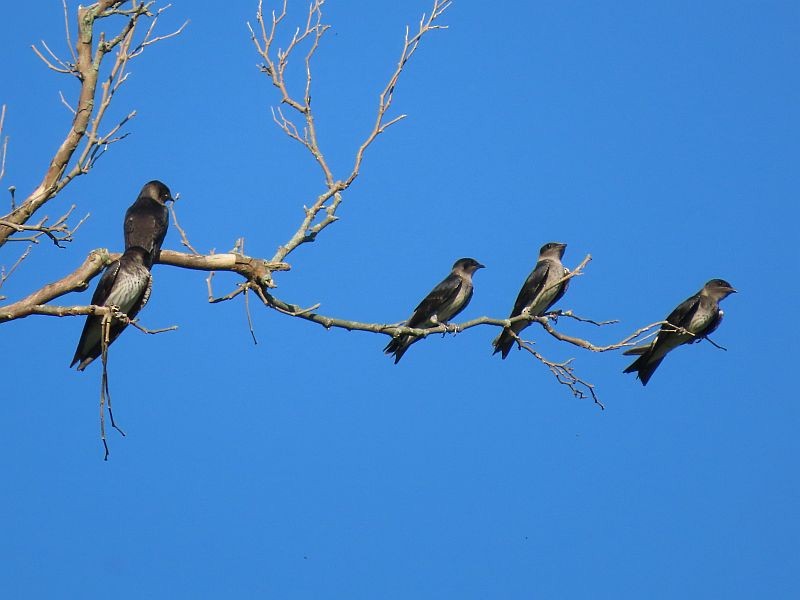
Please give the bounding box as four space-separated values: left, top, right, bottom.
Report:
477 262 485 269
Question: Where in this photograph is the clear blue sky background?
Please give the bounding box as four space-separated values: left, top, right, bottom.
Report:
1 1 798 598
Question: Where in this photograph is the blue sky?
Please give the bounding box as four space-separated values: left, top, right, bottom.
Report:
1 1 798 598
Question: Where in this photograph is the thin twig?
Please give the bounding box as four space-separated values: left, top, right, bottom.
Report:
244 286 258 345
168 197 200 255
1 1 185 248
62 0 78 65
0 245 33 293
129 320 178 335
0 105 7 185
249 0 451 263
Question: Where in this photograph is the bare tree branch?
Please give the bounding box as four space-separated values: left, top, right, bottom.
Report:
0 105 8 185
168 198 200 255
0 249 290 323
514 333 605 410
345 0 451 189
248 0 451 264
1 2 667 414
0 1 184 247
0 245 33 300
0 205 89 247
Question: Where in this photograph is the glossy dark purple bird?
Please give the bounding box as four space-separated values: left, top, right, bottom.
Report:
124 180 173 268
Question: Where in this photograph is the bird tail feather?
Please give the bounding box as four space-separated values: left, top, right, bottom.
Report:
623 353 664 386
622 343 652 356
384 335 414 364
492 329 516 360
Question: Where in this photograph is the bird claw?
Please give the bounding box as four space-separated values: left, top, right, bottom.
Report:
439 322 460 337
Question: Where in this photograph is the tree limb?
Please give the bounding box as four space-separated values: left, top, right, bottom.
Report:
0 249 290 323
0 1 184 247
248 0 452 264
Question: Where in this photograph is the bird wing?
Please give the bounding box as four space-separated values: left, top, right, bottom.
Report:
547 268 570 311
643 294 702 361
510 260 551 317
89 260 122 306
408 273 463 327
665 295 701 330
127 271 152 320
124 201 168 256
70 260 122 368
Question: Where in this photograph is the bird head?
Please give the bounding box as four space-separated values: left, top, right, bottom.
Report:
452 257 485 275
539 241 567 259
140 180 174 205
704 278 737 299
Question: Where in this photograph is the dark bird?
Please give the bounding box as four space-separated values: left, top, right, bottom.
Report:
384 257 485 363
623 278 737 386
492 242 569 359
70 246 153 371
124 180 173 268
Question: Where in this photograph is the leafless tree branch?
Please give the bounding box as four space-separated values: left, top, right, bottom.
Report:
0 245 33 300
0 105 8 185
168 198 200 255
0 1 184 248
513 332 605 409
0 205 89 247
1 2 668 417
0 248 291 323
248 0 451 264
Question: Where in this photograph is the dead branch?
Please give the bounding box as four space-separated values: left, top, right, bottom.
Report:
248 0 451 264
0 105 8 185
0 205 89 247
344 0 452 189
515 333 605 410
167 197 200 255
0 1 184 247
0 237 669 411
0 248 290 324
553 310 619 327
0 245 33 298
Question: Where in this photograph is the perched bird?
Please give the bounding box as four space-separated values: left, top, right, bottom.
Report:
623 278 737 386
70 246 153 371
124 180 173 268
384 258 485 363
492 242 569 359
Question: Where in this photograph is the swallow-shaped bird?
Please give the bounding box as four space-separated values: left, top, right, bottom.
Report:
623 278 737 386
492 242 569 359
384 257 485 364
124 180 173 268
70 246 153 371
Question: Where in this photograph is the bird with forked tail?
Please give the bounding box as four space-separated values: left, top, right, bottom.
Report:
623 278 737 386
384 257 484 363
492 242 570 359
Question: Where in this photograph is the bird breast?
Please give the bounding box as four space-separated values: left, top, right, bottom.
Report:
105 266 150 315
